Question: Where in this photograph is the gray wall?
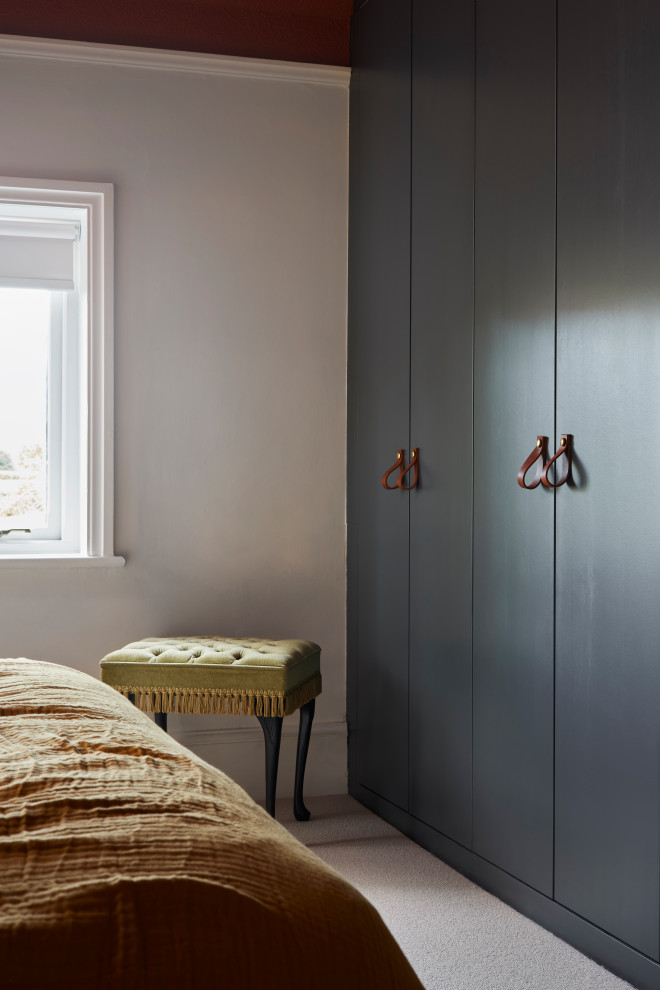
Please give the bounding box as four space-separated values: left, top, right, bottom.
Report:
0 46 349 797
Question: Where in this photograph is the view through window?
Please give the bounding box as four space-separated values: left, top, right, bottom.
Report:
0 178 115 560
0 288 51 532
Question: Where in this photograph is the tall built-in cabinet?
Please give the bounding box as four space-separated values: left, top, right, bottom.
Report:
347 2 660 987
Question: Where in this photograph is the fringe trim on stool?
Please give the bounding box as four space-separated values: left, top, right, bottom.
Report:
283 674 321 715
109 673 321 719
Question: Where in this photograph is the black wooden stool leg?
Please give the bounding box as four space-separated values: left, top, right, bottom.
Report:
293 698 315 822
128 692 167 732
257 715 283 817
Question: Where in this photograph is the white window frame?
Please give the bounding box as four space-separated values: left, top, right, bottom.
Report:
0 178 123 566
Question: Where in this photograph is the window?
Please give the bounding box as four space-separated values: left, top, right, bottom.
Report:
0 178 121 563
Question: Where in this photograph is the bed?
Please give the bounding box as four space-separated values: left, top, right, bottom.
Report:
0 658 422 989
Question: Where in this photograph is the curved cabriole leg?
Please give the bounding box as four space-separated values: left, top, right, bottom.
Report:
257 715 283 817
293 698 315 821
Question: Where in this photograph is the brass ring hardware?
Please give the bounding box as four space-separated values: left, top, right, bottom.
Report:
517 436 548 490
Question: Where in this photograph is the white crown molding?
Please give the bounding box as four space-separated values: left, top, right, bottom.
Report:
0 34 350 87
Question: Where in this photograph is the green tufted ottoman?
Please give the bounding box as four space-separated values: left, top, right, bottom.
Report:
100 637 321 821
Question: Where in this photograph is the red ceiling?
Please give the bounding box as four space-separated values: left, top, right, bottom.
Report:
0 0 353 66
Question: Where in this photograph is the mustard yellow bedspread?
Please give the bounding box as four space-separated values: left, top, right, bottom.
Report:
0 658 422 990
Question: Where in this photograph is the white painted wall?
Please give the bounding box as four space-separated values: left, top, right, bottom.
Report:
0 44 349 799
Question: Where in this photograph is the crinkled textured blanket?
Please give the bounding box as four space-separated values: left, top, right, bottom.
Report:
0 659 422 990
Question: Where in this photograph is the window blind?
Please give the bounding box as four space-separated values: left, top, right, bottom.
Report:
0 218 79 290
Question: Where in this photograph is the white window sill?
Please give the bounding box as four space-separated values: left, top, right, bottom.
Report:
0 554 125 567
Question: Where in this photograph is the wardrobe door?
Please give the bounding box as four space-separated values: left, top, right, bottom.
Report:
554 0 660 958
472 0 556 893
347 0 411 809
408 0 474 844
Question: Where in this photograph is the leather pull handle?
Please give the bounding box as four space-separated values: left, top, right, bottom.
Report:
398 448 419 491
517 436 548 490
541 434 572 488
381 450 406 490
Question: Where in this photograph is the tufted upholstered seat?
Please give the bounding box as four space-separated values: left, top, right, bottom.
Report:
100 637 321 717
100 637 321 820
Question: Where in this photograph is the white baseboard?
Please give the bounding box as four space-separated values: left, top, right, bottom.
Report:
170 718 348 802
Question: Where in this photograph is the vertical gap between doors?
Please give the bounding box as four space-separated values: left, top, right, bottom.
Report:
470 0 478 851
552 0 559 902
407 0 413 817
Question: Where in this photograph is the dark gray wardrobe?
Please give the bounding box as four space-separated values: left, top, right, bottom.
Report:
347 2 660 987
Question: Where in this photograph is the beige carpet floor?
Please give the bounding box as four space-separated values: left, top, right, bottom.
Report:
280 794 634 990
